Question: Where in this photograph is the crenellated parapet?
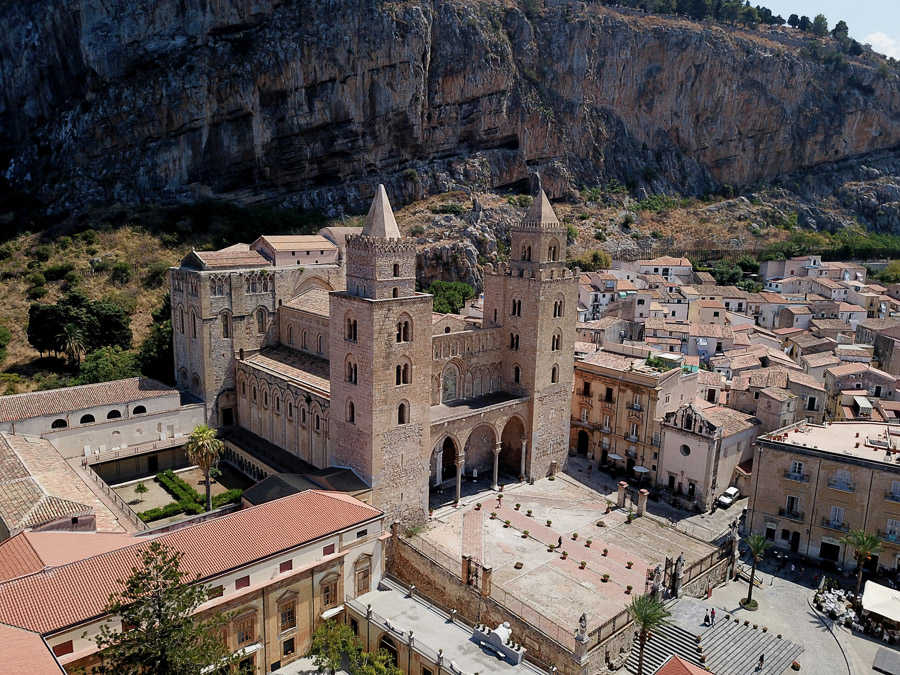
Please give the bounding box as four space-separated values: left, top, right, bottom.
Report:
346 234 417 255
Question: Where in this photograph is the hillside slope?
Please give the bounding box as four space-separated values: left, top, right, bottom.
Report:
2 0 899 216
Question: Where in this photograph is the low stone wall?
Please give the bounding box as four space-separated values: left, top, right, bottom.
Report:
682 558 731 599
389 533 638 675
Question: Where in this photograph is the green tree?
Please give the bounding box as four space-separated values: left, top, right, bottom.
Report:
831 20 849 40
798 15 812 31
812 13 828 36
309 620 402 675
59 323 85 366
134 482 148 504
787 13 799 28
139 294 174 384
0 324 11 363
78 346 140 384
91 541 235 674
628 594 671 675
841 529 883 598
185 425 224 512
569 249 612 272
427 281 475 315
742 534 772 607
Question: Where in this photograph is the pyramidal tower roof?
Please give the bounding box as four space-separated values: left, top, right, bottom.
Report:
362 184 401 239
523 188 559 225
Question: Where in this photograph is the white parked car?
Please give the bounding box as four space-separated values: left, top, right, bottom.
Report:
717 486 740 508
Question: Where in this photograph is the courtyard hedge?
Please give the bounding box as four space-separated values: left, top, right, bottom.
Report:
138 470 243 523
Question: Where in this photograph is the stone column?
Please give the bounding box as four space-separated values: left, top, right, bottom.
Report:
519 436 528 481
481 565 493 597
455 457 464 503
492 442 501 491
461 554 471 585
433 448 442 487
617 481 628 508
637 488 649 516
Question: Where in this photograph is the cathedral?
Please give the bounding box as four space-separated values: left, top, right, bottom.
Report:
171 185 577 521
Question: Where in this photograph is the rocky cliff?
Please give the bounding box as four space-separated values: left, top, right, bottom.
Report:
2 0 899 217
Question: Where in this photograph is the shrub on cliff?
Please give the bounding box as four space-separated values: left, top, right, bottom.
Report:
428 281 475 314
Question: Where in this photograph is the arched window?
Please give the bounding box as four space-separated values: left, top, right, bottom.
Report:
275 396 280 413
509 333 519 350
221 312 231 339
551 331 561 351
317 335 323 353
288 324 293 345
51 418 67 429
551 364 559 384
256 308 266 334
554 297 565 318
397 402 409 425
107 409 122 419
396 361 410 386
513 365 521 384
347 401 355 424
252 387 257 402
80 414 95 424
548 240 559 261
302 330 307 349
263 391 269 408
392 263 400 277
314 414 321 432
133 405 146 415
379 636 398 666
345 316 357 342
442 365 459 403
288 401 294 418
395 318 411 343
191 311 198 338
178 308 185 334
346 357 358 384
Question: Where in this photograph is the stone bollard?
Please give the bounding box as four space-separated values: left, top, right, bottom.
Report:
637 488 649 516
617 481 628 508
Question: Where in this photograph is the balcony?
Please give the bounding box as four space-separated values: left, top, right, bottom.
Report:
625 433 640 443
820 517 849 533
601 426 611 434
886 491 900 503
630 402 643 412
651 436 661 447
827 480 856 493
601 399 615 409
783 471 810 483
778 508 805 522
878 530 900 545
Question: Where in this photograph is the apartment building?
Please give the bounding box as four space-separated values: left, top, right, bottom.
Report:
747 422 900 571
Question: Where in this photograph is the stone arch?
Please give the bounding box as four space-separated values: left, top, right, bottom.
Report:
344 310 358 342
345 353 358 384
395 357 411 386
554 294 566 318
472 368 484 398
431 434 461 487
463 424 496 478
190 372 201 396
577 429 590 456
378 635 398 666
254 305 268 334
499 415 526 477
441 362 460 403
395 312 413 343
547 238 560 262
175 303 186 334
219 309 232 339
293 276 334 297
464 371 473 398
396 400 409 425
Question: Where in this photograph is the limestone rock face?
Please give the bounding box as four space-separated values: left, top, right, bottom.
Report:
2 1 899 215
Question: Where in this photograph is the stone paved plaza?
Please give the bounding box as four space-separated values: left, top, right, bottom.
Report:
419 472 714 631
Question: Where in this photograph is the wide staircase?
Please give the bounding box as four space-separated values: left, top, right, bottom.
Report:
625 600 804 675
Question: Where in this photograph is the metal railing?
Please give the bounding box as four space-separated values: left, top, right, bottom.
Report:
878 530 899 544
778 508 805 522
490 585 577 651
81 463 149 531
81 437 184 466
625 433 639 442
346 597 443 665
886 491 900 503
783 471 809 483
827 480 856 492
630 403 642 411
820 517 849 532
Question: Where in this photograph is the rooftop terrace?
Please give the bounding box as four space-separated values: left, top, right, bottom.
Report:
761 421 900 468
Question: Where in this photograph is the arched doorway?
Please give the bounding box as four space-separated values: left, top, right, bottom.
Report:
431 436 459 487
464 425 496 482
500 416 525 477
577 430 590 456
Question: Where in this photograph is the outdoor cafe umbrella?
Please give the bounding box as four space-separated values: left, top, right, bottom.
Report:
607 453 624 461
633 466 650 474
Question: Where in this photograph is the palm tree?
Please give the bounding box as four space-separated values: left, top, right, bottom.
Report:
743 534 772 607
628 594 671 675
185 425 224 512
841 529 883 598
59 323 84 366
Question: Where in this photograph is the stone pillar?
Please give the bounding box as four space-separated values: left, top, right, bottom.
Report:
637 488 649 516
492 442 501 491
481 565 493 597
455 457 464 503
461 554 471 584
674 552 685 598
433 448 442 487
519 436 528 481
617 481 628 508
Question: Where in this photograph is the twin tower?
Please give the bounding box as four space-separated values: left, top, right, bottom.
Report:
329 184 576 522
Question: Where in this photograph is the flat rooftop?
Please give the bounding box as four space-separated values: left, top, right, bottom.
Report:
430 392 525 424
352 579 544 674
761 421 900 468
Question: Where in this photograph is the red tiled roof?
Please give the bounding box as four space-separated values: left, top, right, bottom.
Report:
0 491 381 634
0 622 63 674
656 654 710 675
0 377 175 423
0 532 137 582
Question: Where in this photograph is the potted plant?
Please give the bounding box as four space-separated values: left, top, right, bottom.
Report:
514 561 523 570
526 509 533 517
490 512 497 519
791 662 800 671
504 519 511 528
626 561 634 569
762 626 768 633
546 519 552 527
572 532 579 541
602 548 609 556
579 560 587 569
586 539 592 547
601 573 610 582
522 530 529 538
626 585 633 594
515 503 521 510
561 550 568 559
474 503 481 511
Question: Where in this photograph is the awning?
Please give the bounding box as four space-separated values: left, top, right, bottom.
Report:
633 466 651 473
607 453 624 461
321 604 345 620
862 581 900 623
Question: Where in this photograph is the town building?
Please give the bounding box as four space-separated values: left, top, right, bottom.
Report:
172 185 577 523
0 491 385 674
747 421 900 569
658 400 760 510
570 345 697 483
824 363 898 419
636 256 693 283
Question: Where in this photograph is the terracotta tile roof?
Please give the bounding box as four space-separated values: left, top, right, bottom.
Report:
0 377 175 424
826 362 869 377
637 256 691 266
0 622 63 674
190 245 270 269
0 535 43 583
699 405 759 435
801 352 840 368
0 532 137 582
761 386 795 402
255 235 336 252
0 491 381 635
283 287 332 317
656 654 709 675
242 347 331 395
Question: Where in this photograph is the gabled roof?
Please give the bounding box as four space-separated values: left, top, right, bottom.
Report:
283 287 332 317
0 377 175 423
185 245 270 269
0 491 381 635
254 235 336 252
0 622 64 674
0 532 136 582
523 189 559 225
362 184 401 239
655 654 709 675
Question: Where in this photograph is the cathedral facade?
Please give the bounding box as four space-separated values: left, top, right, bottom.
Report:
171 186 577 522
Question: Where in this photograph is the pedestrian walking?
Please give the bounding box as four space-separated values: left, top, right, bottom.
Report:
757 653 765 671
557 535 562 549
703 610 710 626
710 607 716 625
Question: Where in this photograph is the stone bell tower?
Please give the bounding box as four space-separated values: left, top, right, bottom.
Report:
330 185 433 523
483 176 577 479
